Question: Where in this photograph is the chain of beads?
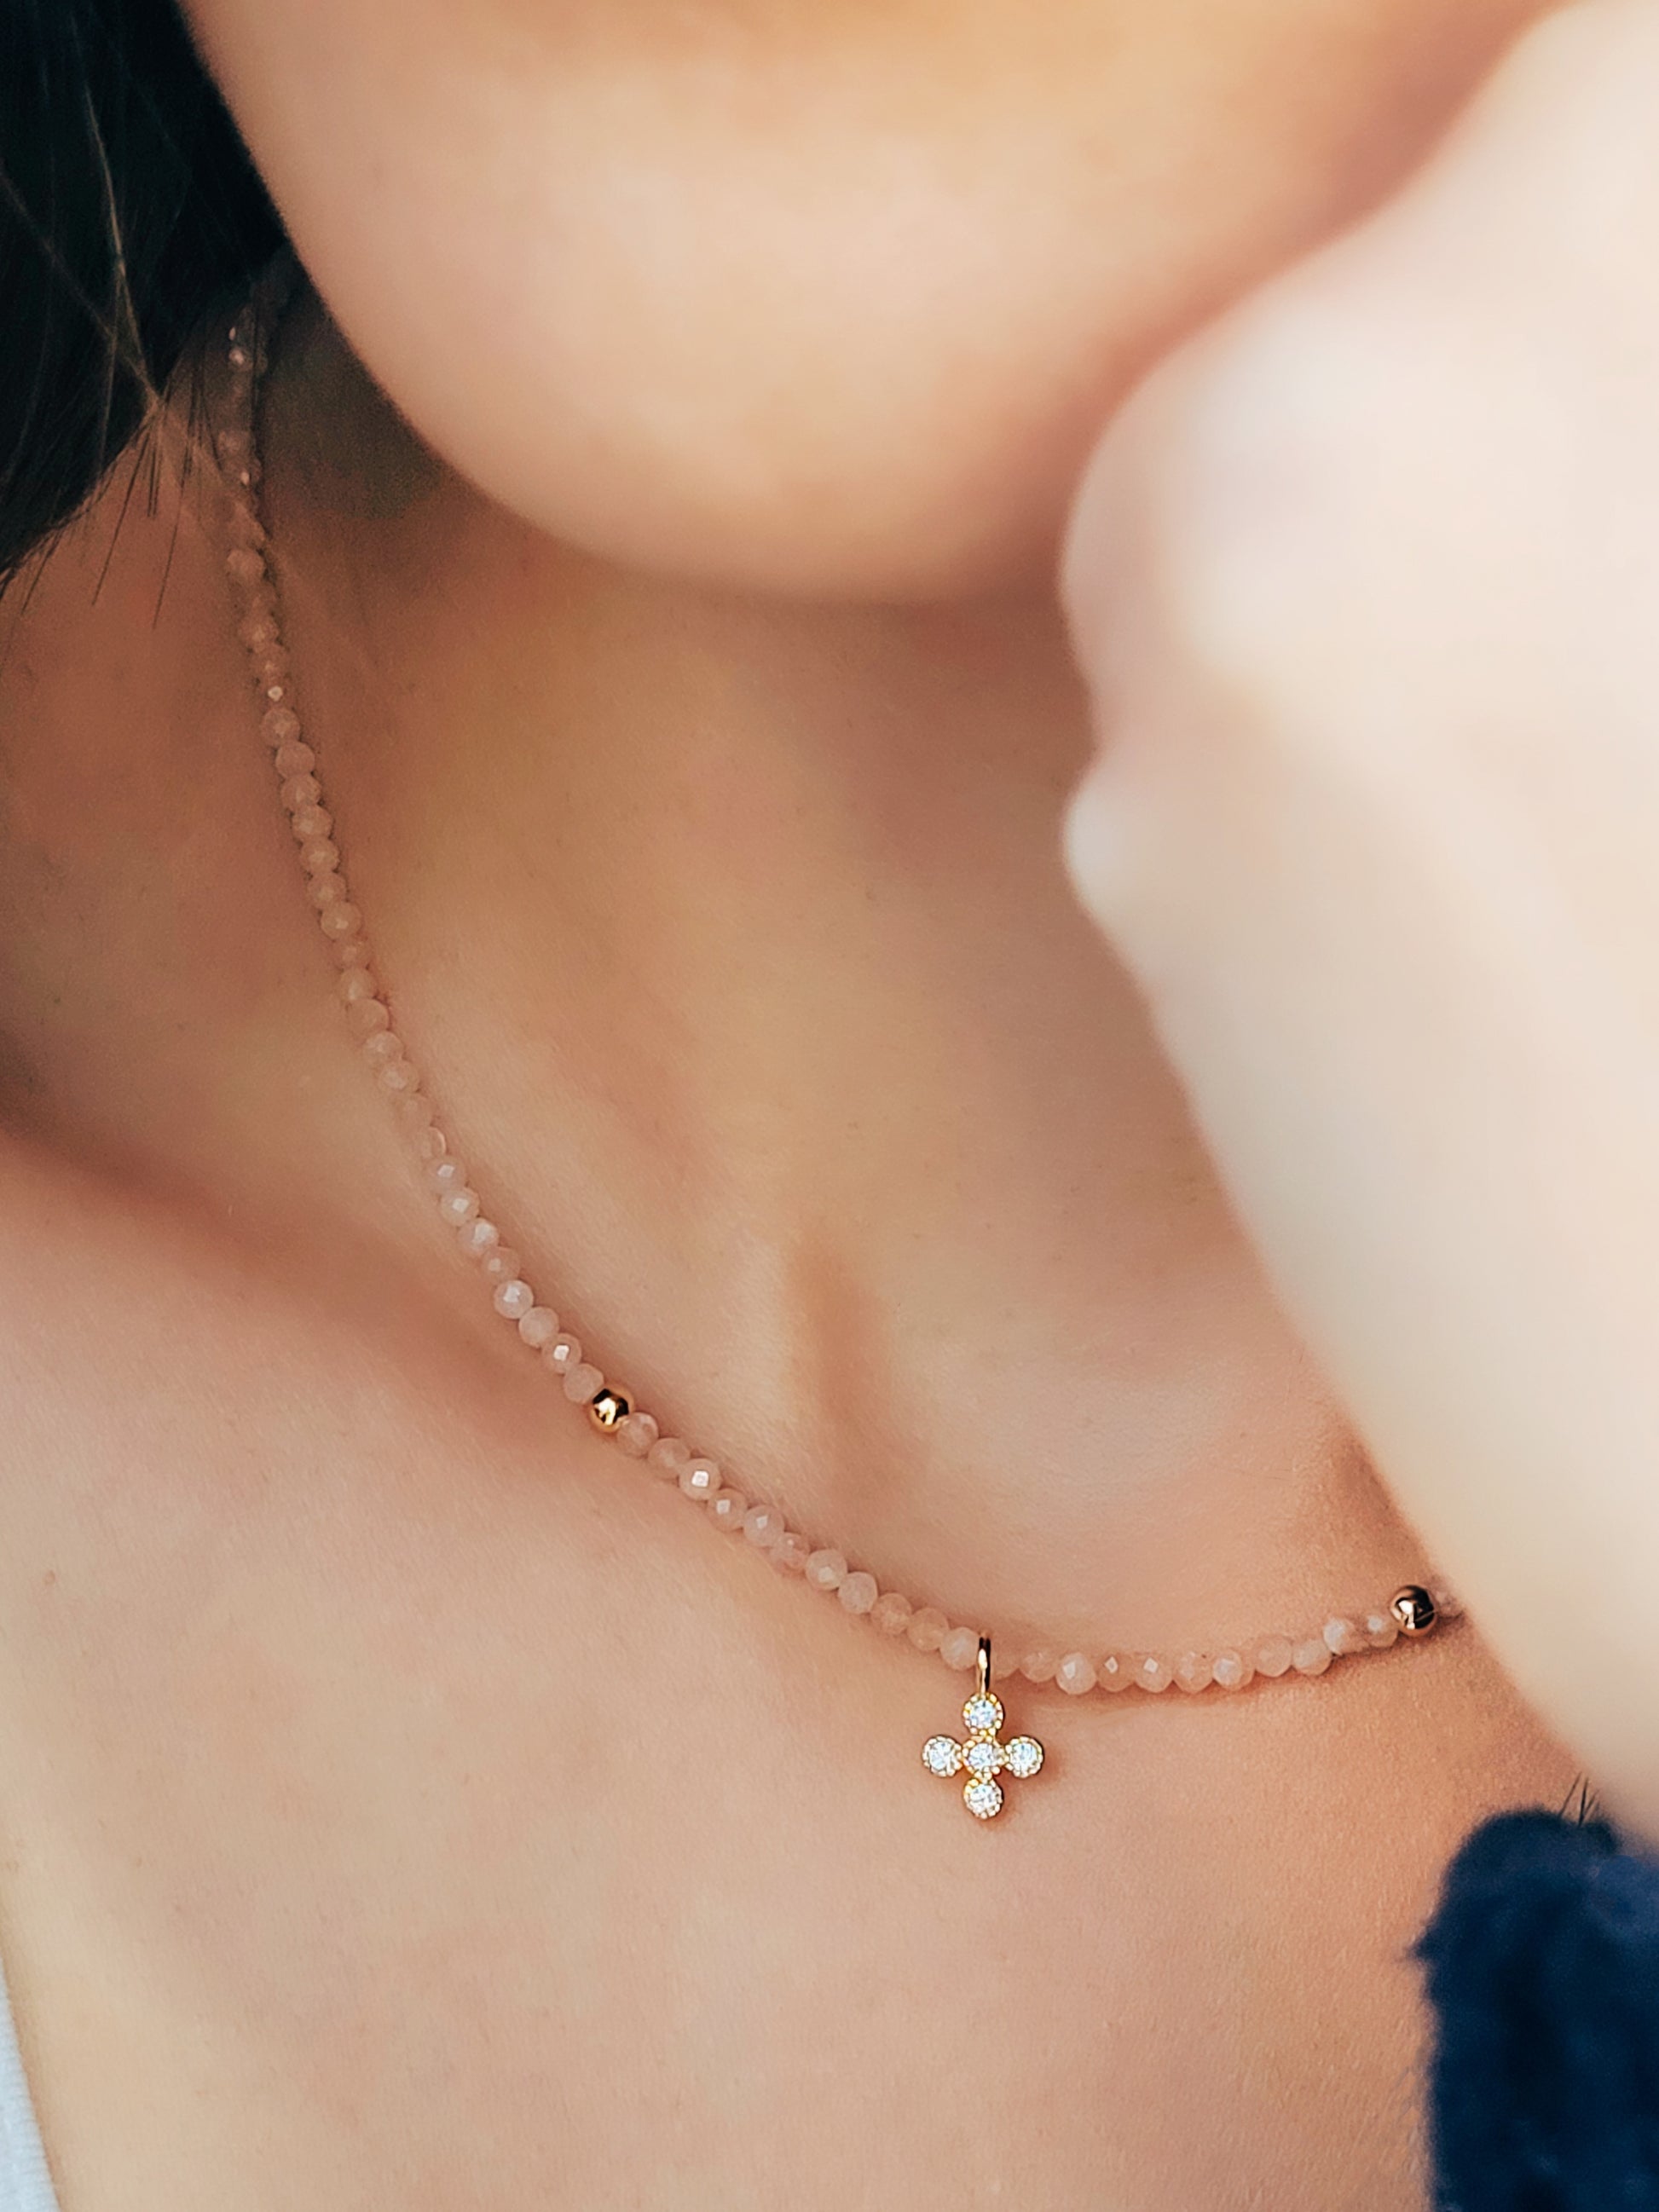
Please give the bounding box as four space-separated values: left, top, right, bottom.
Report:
213 284 1460 1701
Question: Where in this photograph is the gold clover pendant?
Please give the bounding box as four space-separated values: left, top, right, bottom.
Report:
922 1637 1045 1820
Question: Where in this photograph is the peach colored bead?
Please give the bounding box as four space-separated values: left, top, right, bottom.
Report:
295 806 333 842
480 1247 521 1283
940 1627 980 1671
338 967 377 1004
262 707 301 745
376 1055 418 1096
805 1547 847 1592
280 771 320 809
991 1646 1022 1684
227 547 265 586
308 872 346 910
742 1503 786 1550
564 1362 604 1404
1363 1610 1400 1650
409 1123 446 1164
361 1027 402 1065
1292 1637 1333 1678
1254 1636 1295 1678
870 1591 913 1636
771 1531 812 1575
493 1279 535 1321
437 1187 480 1227
428 1159 466 1195
1211 1650 1254 1692
1322 1616 1365 1657
544 1331 582 1372
345 997 390 1040
907 1605 948 1654
647 1436 689 1481
708 1488 749 1533
839 1570 878 1615
1020 1648 1059 1685
298 835 337 873
1133 1654 1173 1694
458 1217 500 1259
1431 1585 1465 1620
616 1411 659 1459
1055 1652 1096 1696
517 1307 560 1349
274 740 315 778
320 904 362 940
1096 1652 1131 1693
1176 1652 1214 1694
679 1457 720 1502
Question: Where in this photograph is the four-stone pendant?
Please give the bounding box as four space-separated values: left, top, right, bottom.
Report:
922 1637 1045 1819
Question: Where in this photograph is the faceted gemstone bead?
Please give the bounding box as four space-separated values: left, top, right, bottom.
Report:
563 1362 604 1404
1175 1652 1214 1694
492 1279 535 1321
742 1504 787 1550
1132 1654 1173 1694
1292 1637 1332 1677
1254 1636 1295 1678
911 1601 946 1655
871 1591 914 1637
1096 1653 1131 1694
805 1548 847 1592
770 1531 812 1575
940 1627 981 1671
1211 1650 1253 1692
345 997 390 1040
1019 1648 1058 1685
1322 1616 1365 1657
616 1411 660 1458
679 1457 720 1502
1055 1652 1096 1696
458 1216 500 1259
708 1487 749 1533
838 1570 878 1615
517 1307 561 1350
1363 1609 1400 1650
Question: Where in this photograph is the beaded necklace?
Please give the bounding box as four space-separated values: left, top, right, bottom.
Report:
212 279 1457 1821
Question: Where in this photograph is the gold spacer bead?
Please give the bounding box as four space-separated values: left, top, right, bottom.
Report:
588 1388 632 1434
1390 1585 1438 1638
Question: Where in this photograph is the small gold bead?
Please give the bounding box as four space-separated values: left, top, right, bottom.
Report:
589 1388 631 1433
1390 1585 1438 1638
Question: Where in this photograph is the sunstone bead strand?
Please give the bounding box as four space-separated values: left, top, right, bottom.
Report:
217 284 1460 1701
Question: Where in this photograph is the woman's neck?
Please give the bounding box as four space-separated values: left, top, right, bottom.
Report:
15 293 1419 1649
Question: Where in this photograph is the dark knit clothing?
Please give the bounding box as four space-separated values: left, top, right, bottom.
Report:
1421 1809 1659 2209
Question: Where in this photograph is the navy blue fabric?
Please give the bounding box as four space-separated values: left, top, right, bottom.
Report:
1420 1809 1659 2209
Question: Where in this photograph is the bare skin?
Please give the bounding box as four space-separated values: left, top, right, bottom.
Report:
0 1 1577 2205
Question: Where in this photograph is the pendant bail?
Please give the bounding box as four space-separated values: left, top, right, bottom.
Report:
976 1634 992 1698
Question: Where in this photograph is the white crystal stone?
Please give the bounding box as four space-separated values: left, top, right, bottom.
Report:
963 1776 1005 1821
1004 1736 1044 1779
922 1735 963 1777
962 1693 1003 1736
963 1736 1005 1779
